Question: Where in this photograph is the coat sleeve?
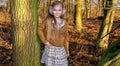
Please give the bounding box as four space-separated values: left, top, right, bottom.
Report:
64 22 69 55
38 19 47 44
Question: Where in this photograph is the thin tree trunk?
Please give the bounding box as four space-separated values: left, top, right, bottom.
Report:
75 0 82 31
97 0 102 16
85 0 90 19
11 0 40 66
89 0 92 18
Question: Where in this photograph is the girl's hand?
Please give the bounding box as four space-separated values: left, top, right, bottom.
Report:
45 42 51 47
67 54 69 57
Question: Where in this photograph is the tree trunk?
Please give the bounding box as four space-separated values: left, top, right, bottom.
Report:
75 0 82 31
85 0 90 19
97 0 118 49
97 38 120 66
89 0 92 18
11 0 41 66
103 0 107 8
50 0 54 4
97 0 103 17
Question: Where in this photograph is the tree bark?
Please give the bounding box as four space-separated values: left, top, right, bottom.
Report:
75 0 82 31
85 0 90 19
97 38 120 66
97 0 103 17
11 0 40 66
97 0 118 49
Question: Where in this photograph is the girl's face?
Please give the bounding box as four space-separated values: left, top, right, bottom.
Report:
52 5 62 18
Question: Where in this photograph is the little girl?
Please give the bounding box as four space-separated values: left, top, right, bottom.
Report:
38 1 69 66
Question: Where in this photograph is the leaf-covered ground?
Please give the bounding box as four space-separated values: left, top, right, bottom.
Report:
68 19 120 66
0 11 120 66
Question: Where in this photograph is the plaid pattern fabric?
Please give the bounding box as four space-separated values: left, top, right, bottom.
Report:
41 45 68 66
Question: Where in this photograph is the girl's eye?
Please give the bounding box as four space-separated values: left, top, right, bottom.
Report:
53 9 56 11
53 9 62 11
59 9 62 11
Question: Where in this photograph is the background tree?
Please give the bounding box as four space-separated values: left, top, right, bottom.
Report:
97 0 118 49
97 38 120 66
75 0 82 31
10 0 41 66
103 0 107 8
97 0 103 17
84 0 90 19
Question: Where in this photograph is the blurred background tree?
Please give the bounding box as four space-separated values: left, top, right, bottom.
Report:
84 0 90 19
75 0 82 31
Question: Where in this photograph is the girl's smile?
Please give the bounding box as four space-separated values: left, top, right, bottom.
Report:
52 5 63 18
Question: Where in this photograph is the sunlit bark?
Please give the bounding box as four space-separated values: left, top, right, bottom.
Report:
75 0 82 31
97 0 118 49
11 0 40 66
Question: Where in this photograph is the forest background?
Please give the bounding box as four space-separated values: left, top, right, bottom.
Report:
0 0 120 66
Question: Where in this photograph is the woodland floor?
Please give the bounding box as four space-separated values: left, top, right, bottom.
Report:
0 16 120 66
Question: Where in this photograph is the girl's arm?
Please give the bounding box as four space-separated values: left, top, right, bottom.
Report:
64 22 69 56
38 20 47 44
